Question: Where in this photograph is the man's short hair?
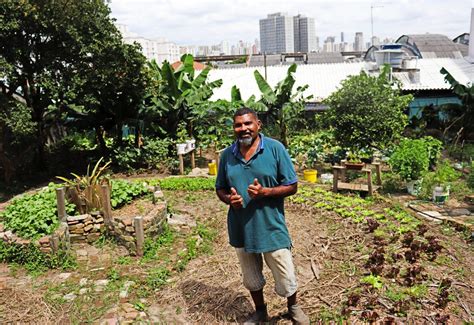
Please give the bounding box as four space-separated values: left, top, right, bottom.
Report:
234 107 258 120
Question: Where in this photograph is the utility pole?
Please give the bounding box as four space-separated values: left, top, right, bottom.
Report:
371 4 384 41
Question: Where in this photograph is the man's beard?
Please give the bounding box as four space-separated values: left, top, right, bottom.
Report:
238 136 253 147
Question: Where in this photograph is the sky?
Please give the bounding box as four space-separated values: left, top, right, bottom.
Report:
110 0 474 46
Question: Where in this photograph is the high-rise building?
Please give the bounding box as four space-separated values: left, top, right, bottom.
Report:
259 12 295 54
354 32 364 51
341 32 345 43
115 23 180 63
322 36 336 53
293 15 317 52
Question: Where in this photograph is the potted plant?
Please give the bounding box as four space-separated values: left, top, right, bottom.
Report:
389 139 430 195
176 121 188 155
344 150 365 170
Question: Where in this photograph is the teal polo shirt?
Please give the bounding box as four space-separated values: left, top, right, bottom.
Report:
215 134 297 253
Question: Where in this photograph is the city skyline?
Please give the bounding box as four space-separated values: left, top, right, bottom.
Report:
110 0 473 47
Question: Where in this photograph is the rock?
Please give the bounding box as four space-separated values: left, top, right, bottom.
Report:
0 224 4 232
87 233 100 242
4 231 13 240
153 190 164 199
79 278 89 286
38 236 50 245
40 247 52 253
79 288 89 295
448 208 471 216
58 272 72 280
67 214 89 222
124 311 139 320
188 167 208 177
84 224 94 232
70 228 85 235
69 234 85 243
121 303 136 313
63 293 77 302
123 219 133 227
122 236 135 243
119 281 135 299
95 279 109 287
76 249 88 257
94 217 104 224
125 226 134 233
167 214 196 227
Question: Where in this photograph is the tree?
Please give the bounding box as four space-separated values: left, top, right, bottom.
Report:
253 64 312 147
440 67 474 141
0 0 143 166
322 66 412 153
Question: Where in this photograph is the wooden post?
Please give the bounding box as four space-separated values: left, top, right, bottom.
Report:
332 167 339 193
367 169 373 196
134 216 144 257
101 185 112 226
191 150 195 169
55 188 67 222
179 154 184 175
374 162 382 185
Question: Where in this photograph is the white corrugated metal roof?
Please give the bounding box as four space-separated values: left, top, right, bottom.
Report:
207 62 365 102
205 58 474 102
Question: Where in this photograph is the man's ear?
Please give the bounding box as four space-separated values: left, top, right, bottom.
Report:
257 119 262 130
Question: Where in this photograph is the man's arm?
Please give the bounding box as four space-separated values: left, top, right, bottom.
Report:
248 179 297 200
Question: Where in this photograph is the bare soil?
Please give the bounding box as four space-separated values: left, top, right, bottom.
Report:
0 185 473 324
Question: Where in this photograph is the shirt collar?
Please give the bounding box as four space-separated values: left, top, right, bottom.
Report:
231 133 265 157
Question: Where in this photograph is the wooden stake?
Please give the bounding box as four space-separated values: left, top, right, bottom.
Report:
55 188 67 222
179 154 184 175
191 150 195 169
134 216 144 257
101 185 112 226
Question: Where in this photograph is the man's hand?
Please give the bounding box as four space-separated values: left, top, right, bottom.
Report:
229 187 243 209
248 178 266 200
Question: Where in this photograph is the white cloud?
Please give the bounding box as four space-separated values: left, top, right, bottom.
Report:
110 0 474 45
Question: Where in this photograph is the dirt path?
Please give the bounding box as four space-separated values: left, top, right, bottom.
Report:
0 185 473 324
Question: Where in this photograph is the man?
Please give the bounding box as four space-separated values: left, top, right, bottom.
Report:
215 108 310 324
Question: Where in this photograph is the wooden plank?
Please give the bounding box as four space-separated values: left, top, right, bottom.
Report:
337 182 380 192
332 168 339 193
191 150 195 169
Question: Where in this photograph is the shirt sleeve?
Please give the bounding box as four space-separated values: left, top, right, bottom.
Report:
276 143 298 186
215 150 229 190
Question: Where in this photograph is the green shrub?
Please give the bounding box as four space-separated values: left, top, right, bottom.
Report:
389 138 430 181
0 184 76 239
288 132 337 168
420 136 443 168
322 67 412 152
110 179 149 209
418 160 461 199
112 137 177 172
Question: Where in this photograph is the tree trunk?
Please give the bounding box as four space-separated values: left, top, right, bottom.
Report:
96 126 108 155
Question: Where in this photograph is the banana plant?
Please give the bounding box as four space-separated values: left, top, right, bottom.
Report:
145 54 223 139
253 64 313 147
440 67 474 141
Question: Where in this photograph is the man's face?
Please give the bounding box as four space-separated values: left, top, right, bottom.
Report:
233 113 261 147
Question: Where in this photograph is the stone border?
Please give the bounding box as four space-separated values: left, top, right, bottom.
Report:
0 185 168 258
0 221 70 254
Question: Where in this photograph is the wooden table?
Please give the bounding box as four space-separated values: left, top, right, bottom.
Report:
332 162 382 196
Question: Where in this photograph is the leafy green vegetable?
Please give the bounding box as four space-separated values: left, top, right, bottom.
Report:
110 179 149 209
1 184 76 239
